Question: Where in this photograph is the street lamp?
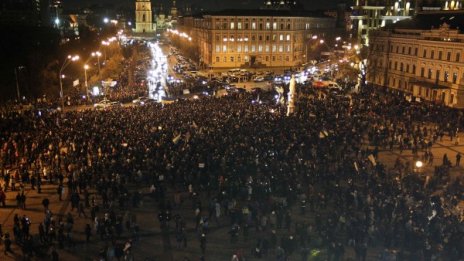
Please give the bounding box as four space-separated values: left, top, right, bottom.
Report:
101 41 109 61
91 51 102 73
14 66 25 101
84 64 89 96
59 55 79 110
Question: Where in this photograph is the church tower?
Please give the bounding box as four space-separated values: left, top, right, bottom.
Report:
135 0 154 33
171 0 178 19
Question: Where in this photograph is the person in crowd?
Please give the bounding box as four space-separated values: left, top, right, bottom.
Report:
0 83 463 260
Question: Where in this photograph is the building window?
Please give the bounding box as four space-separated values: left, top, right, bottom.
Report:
286 45 291 52
447 52 451 61
415 48 418 56
245 56 249 62
279 45 283 52
280 24 284 30
223 23 227 29
272 56 275 61
431 50 434 59
265 45 270 52
402 46 405 54
237 22 242 29
259 23 263 30
230 56 234 62
428 69 432 79
265 56 269 61
408 47 411 55
273 22 277 30
251 45 256 52
453 72 458 84
286 34 290 41
251 36 256 41
436 70 440 80
238 56 241 62
266 35 270 41
279 34 283 41
400 63 403 71
457 53 461 62
259 35 263 41
423 50 426 58
444 71 449 82
215 35 220 41
258 45 263 52
266 22 270 30
237 45 242 52
396 46 399 53
412 65 416 74
389 61 392 69
421 67 425 77
244 45 248 52
223 56 227 62
230 22 235 30
394 62 397 70
142 14 146 22
216 57 219 62
252 22 256 30
216 45 220 52
272 34 276 41
272 45 276 52
223 45 227 52
287 24 291 30
438 51 442 60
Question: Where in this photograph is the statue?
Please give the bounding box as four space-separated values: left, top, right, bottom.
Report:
287 75 296 116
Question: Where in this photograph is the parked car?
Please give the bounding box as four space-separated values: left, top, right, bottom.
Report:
94 99 121 109
132 96 155 105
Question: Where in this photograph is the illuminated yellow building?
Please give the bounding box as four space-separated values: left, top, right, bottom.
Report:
368 11 464 107
135 0 155 33
174 9 335 68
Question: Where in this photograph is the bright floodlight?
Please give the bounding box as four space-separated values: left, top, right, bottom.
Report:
415 161 423 168
84 64 89 70
103 17 109 24
92 86 100 96
55 18 60 25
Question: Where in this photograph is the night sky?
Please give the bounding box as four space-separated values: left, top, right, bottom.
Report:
65 0 343 11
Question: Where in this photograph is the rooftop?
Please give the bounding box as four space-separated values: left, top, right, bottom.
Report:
385 10 464 31
187 9 331 18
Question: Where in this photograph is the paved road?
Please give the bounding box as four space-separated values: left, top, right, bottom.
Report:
2 129 463 260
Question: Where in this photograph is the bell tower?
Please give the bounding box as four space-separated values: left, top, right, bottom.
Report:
135 0 154 33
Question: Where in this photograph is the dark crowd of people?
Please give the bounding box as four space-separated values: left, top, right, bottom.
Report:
0 85 463 260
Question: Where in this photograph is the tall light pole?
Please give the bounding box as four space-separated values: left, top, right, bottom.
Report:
59 55 79 110
14 66 24 101
102 41 109 61
84 64 89 96
91 51 102 73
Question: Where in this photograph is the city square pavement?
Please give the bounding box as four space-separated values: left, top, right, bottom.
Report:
1 130 463 261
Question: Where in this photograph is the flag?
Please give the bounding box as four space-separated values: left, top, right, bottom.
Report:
172 133 181 144
367 154 376 166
